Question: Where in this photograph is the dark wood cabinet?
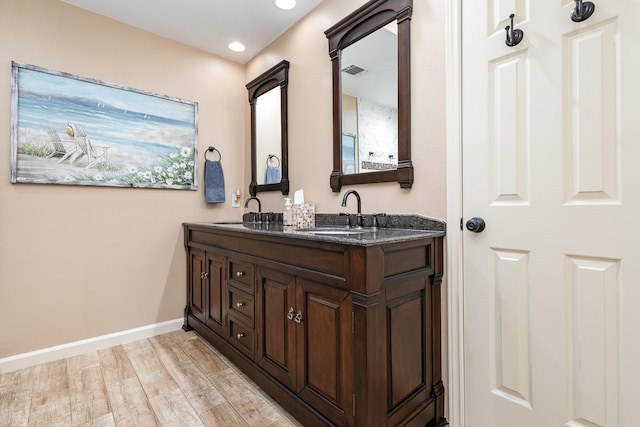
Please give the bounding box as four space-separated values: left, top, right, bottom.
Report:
183 223 446 427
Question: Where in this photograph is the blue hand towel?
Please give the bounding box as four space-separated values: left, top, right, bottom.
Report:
204 159 225 203
265 165 281 184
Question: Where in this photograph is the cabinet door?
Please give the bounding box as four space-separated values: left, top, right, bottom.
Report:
188 248 206 323
204 252 225 336
256 267 297 391
296 278 353 427
188 248 226 336
385 274 433 426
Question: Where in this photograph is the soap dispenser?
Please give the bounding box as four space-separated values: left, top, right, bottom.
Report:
283 198 293 226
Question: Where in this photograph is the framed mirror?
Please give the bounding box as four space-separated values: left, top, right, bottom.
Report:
246 60 290 196
325 0 413 192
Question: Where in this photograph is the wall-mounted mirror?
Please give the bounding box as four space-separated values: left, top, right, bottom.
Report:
246 60 290 196
325 0 413 192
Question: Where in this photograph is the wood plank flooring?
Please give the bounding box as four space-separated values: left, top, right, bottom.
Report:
0 330 303 426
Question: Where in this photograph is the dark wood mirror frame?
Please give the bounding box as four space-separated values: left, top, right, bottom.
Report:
325 0 413 192
246 60 290 196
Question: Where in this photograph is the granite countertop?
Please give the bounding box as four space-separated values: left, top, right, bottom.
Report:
185 214 446 247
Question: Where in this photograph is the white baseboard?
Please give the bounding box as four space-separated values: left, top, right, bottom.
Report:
0 318 183 374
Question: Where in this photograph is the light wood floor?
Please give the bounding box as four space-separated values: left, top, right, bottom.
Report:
0 330 303 426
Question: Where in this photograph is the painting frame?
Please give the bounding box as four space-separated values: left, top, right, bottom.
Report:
10 61 198 190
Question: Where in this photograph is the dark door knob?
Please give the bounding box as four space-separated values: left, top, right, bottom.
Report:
465 217 486 233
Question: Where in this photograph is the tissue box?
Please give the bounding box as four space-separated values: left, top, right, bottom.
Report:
292 203 315 228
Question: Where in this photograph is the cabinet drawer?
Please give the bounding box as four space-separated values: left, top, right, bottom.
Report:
228 317 254 360
228 286 254 326
228 260 254 292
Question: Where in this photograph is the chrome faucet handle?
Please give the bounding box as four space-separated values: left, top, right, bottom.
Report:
339 212 351 226
355 213 363 228
371 213 387 229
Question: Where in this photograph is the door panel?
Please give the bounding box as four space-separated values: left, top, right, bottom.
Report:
462 1 640 426
566 255 620 426
488 249 531 409
488 52 529 205
296 278 353 427
205 253 225 335
564 20 619 204
256 267 297 391
188 248 205 323
384 273 433 416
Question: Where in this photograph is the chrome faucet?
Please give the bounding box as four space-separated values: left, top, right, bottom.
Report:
341 189 363 227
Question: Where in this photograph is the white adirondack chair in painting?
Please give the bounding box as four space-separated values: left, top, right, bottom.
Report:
64 122 109 169
45 125 76 163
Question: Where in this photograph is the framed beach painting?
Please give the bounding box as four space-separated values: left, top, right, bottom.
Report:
10 61 198 189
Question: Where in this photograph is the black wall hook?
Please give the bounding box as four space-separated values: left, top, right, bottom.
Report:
505 14 524 47
571 0 595 22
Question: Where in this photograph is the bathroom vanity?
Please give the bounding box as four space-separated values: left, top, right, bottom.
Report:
182 216 446 427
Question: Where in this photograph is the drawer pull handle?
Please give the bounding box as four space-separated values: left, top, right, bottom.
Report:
287 307 295 320
237 333 246 339
294 311 303 324
236 302 245 308
236 271 245 277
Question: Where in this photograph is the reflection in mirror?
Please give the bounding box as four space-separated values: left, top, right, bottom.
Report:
246 60 289 196
326 0 413 192
341 24 398 174
256 86 281 185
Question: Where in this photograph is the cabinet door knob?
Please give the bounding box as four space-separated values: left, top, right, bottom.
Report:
236 271 245 277
287 307 295 320
203 272 208 279
294 311 303 324
237 333 246 339
200 272 205 279
236 302 245 308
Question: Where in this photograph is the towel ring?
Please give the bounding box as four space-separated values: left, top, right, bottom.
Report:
266 154 280 167
205 146 221 161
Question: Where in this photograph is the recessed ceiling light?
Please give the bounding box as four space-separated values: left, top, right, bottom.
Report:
275 0 296 10
228 42 246 52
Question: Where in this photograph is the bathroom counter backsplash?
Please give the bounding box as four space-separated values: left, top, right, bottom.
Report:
185 214 445 247
314 213 445 231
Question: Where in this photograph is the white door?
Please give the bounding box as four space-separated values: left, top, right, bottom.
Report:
462 1 640 426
